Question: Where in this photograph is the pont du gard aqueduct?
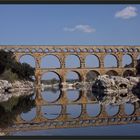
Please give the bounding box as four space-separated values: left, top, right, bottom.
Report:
0 45 140 86
1 45 140 133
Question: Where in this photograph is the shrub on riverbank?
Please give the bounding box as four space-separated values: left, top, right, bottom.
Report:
0 69 19 83
0 50 35 82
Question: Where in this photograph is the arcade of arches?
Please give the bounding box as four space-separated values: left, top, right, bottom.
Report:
0 45 140 86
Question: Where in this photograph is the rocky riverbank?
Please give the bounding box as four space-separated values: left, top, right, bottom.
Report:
61 81 94 91
92 75 140 105
92 75 140 93
0 80 34 102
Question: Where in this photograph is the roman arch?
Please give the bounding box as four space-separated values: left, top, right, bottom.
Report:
1 101 140 133
0 45 139 86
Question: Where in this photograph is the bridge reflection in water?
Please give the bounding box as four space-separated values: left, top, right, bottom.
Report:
1 87 140 135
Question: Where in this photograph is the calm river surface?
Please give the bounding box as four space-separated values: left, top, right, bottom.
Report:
0 87 140 136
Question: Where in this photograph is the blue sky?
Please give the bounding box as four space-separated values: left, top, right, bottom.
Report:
0 4 140 45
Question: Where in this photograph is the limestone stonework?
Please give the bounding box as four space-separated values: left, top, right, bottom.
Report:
0 45 139 85
1 102 140 133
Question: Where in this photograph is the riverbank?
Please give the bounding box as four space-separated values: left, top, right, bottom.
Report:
0 80 34 102
92 75 140 105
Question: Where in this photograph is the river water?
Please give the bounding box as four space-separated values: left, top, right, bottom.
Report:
0 87 140 136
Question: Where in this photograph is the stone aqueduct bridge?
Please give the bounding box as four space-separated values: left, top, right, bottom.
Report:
0 45 140 85
2 102 140 133
1 45 140 133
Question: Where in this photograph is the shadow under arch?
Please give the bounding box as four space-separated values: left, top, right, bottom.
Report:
86 70 100 82
133 102 140 113
123 70 135 77
136 56 140 76
132 81 140 99
41 54 61 68
65 54 81 68
86 90 97 101
106 70 118 76
122 54 134 68
85 54 100 68
104 54 118 68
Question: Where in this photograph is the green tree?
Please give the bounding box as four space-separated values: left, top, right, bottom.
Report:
0 50 16 74
0 49 35 82
0 69 19 82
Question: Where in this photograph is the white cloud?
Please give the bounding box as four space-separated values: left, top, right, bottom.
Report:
64 25 96 33
115 6 138 19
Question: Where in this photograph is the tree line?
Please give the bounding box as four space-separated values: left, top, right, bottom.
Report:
0 50 35 82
